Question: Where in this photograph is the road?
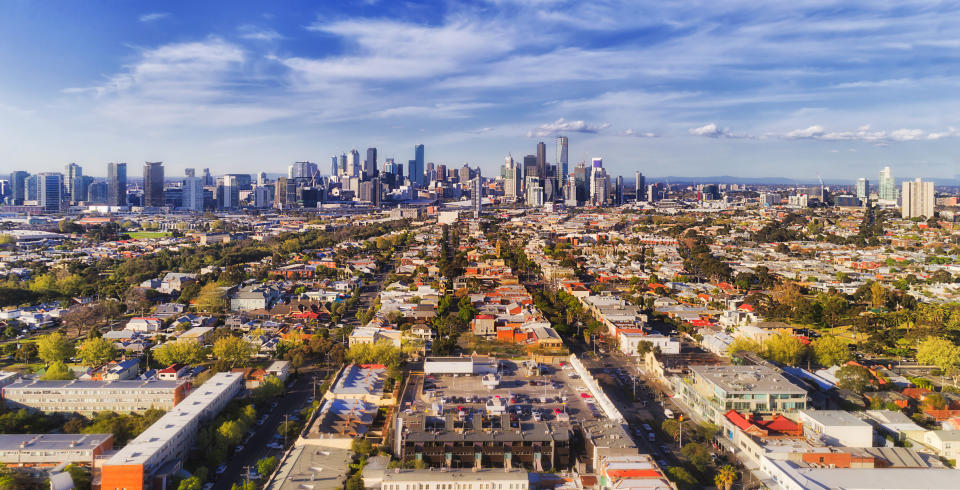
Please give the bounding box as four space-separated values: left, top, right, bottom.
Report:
213 369 320 489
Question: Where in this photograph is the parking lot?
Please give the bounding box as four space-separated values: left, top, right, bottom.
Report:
413 360 605 425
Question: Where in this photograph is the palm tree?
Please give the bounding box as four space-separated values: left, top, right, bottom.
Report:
714 465 737 490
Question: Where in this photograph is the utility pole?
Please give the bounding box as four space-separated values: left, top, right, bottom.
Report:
283 413 289 448
678 414 683 448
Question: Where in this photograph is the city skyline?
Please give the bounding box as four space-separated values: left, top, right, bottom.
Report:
3 2 960 178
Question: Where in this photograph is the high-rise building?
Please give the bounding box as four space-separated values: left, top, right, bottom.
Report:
365 148 377 180
473 168 483 219
648 183 662 203
556 136 568 189
615 176 624 205
522 155 537 187
338 153 347 177
856 178 869 200
901 178 935 219
412 144 425 187
75 175 92 203
635 172 646 202
289 162 318 182
107 162 127 207
426 162 435 183
26 175 38 201
218 175 239 209
184 168 196 178
9 171 28 205
436 164 447 182
525 176 543 207
65 163 83 202
202 168 213 186
37 173 64 213
182 177 204 212
143 162 165 207
573 162 589 204
536 141 547 179
87 181 108 203
564 176 578 207
504 155 521 201
590 160 609 206
257 172 267 186
331 156 339 176
253 185 273 208
274 177 297 210
878 166 897 202
347 150 360 178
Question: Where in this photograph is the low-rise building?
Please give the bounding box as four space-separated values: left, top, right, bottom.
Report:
0 433 113 468
674 365 808 424
379 469 529 490
2 378 188 414
798 410 873 448
423 356 497 376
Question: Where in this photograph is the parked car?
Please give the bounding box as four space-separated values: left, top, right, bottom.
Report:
216 464 227 475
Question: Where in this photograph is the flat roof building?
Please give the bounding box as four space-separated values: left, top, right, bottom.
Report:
423 356 497 376
674 365 807 424
0 433 112 468
380 468 529 490
100 372 244 490
2 378 188 414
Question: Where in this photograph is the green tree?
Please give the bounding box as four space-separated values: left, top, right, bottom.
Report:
196 283 228 313
714 465 737 490
351 437 374 457
812 335 850 367
256 456 278 477
153 339 205 366
763 332 807 366
923 393 948 411
252 375 285 404
681 442 712 472
212 336 254 368
15 342 37 362
836 365 875 394
217 420 244 446
666 466 698 489
77 337 118 367
661 419 681 441
727 336 762 356
42 361 75 380
230 482 256 490
177 476 202 490
65 464 91 490
917 337 960 375
37 332 74 365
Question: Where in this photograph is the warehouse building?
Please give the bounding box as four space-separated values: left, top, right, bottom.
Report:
1 378 188 414
99 372 244 490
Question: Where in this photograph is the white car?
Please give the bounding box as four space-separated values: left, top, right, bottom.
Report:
216 464 227 475
267 442 283 450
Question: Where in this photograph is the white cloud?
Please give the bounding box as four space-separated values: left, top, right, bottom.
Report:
139 12 170 23
528 118 610 137
621 129 657 138
688 123 753 139
777 124 959 142
238 25 283 41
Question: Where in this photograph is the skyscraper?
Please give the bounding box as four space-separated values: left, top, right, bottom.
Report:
523 155 537 187
635 171 646 202
879 166 897 202
37 172 64 213
615 175 624 206
65 163 83 202
107 162 127 207
9 171 28 205
473 168 483 218
331 156 339 176
218 175 239 209
289 162 319 182
202 168 213 186
856 178 869 200
413 144 425 187
182 177 203 212
347 150 360 178
257 172 267 186
504 155 521 201
556 136 568 189
901 178 935 219
536 141 546 179
590 159 608 206
184 168 196 178
143 162 165 207
365 148 377 180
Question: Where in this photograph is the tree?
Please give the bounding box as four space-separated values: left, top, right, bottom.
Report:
230 482 256 490
917 337 960 376
763 332 807 366
212 336 254 368
252 375 285 404
836 365 875 394
196 283 228 313
42 361 75 380
178 476 202 490
15 342 37 363
351 438 374 457
77 337 117 367
666 466 698 489
923 393 948 411
661 419 681 441
812 335 850 367
870 282 888 308
727 336 762 356
153 339 205 366
714 465 738 490
65 464 92 490
217 420 244 446
256 456 278 477
37 332 74 365
681 442 712 472
125 286 153 315
347 340 403 368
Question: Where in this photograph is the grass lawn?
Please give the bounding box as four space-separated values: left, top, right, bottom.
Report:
127 231 172 239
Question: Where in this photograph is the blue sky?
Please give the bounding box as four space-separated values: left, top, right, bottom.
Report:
2 0 960 180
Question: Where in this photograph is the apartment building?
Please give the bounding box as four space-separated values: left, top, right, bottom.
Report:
674 365 808 424
100 372 243 490
0 433 112 468
380 469 529 490
2 378 188 414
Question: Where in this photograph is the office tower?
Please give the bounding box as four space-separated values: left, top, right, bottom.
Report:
856 178 869 200
218 175 239 209
289 162 318 182
573 163 589 203
901 178 935 218
87 181 108 203
635 172 646 202
590 161 609 206
181 177 203 211
426 162 435 183
457 164 471 185
274 177 297 210
413 144 425 187
615 176 624 205
202 168 213 186
65 163 83 202
331 156 339 176
253 185 273 208
473 169 483 218
75 176 92 203
879 166 897 202
26 175 38 201
504 156 521 201
648 183 662 203
224 174 252 190
536 141 547 179
37 173 64 213
556 136 568 188
436 164 447 182
525 176 544 207
9 171 28 205
143 162 165 207
346 150 360 178
257 172 267 186
185 168 195 178
364 148 377 180
359 181 374 203
337 153 347 177
107 162 127 207
523 155 537 185
564 176 578 206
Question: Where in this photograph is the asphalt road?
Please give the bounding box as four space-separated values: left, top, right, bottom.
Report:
213 369 320 489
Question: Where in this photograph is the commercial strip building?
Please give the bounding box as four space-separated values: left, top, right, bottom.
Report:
423 356 497 376
324 363 392 406
672 365 808 425
376 468 530 490
1 378 188 414
0 434 112 468
99 372 244 490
